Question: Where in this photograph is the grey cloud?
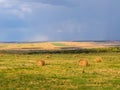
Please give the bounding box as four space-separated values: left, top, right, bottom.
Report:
0 14 27 28
0 0 120 41
22 0 80 7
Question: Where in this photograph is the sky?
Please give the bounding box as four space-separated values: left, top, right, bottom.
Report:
0 0 120 41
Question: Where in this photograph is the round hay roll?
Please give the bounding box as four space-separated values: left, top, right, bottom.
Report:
73 54 79 57
78 59 89 67
46 55 50 58
0 54 3 57
26 55 30 58
94 57 102 63
36 60 45 66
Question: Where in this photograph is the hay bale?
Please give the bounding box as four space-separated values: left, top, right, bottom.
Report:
36 60 45 66
0 54 3 57
46 55 50 58
73 54 79 57
78 59 89 67
94 57 102 63
26 55 30 58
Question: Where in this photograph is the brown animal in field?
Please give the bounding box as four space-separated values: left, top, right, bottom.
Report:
94 57 102 63
36 60 45 66
78 59 89 67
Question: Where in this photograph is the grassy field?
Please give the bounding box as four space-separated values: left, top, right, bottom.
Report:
0 41 114 50
0 52 120 90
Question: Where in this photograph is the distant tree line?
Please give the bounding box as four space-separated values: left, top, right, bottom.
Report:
0 47 119 54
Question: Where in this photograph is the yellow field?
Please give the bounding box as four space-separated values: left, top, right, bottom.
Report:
0 42 117 50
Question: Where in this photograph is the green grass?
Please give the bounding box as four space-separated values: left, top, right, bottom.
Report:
52 43 68 47
0 52 120 90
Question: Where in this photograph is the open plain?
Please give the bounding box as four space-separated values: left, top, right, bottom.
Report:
0 41 120 90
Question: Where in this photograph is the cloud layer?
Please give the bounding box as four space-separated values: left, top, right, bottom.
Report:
0 0 120 41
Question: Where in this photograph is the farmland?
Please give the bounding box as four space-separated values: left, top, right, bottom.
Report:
0 42 120 90
0 41 119 51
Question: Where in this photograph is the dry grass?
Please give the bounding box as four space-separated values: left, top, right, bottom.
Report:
62 42 105 48
0 42 108 51
0 53 120 90
0 42 56 50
